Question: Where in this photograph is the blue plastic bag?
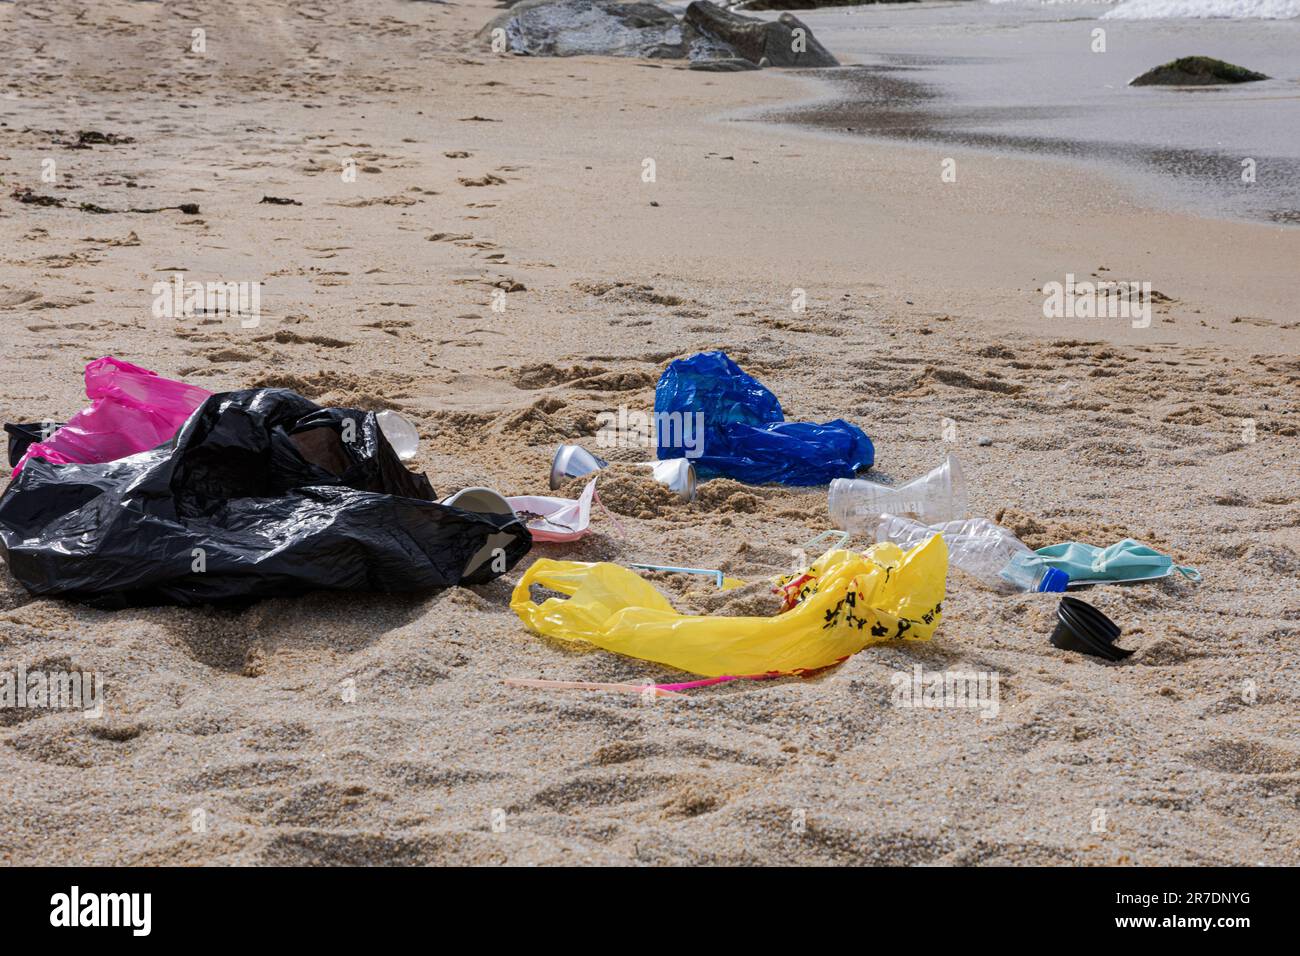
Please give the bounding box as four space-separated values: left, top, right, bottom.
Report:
654 351 874 485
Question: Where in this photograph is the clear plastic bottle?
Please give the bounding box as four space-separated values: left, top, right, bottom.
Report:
874 513 1069 593
829 454 967 531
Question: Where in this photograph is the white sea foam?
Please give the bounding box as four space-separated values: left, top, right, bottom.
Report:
986 0 1300 16
1102 0 1300 18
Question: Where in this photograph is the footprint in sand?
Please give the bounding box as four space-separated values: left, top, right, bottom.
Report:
254 330 353 349
1184 738 1300 775
330 195 419 207
0 288 92 310
0 289 43 308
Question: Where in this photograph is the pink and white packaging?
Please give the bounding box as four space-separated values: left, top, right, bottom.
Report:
507 478 596 542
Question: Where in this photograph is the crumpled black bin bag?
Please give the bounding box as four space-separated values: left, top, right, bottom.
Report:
0 388 532 608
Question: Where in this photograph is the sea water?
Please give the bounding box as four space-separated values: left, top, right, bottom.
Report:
768 0 1300 224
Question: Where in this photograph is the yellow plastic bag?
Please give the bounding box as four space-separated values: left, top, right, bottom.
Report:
510 536 947 677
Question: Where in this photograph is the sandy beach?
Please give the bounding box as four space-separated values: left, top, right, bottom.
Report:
0 0 1297 866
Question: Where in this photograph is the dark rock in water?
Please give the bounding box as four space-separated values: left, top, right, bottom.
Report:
1130 56 1269 87
477 0 689 59
689 56 762 72
684 2 838 68
477 0 838 68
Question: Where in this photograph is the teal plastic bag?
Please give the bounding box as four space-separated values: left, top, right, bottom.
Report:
1033 539 1201 585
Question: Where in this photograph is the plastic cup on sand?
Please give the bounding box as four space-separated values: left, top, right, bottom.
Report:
376 410 418 461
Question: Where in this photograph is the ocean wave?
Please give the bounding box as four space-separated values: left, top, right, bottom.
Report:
1102 0 1300 18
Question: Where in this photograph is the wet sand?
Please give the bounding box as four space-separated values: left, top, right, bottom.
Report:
764 2 1300 224
0 0 1297 866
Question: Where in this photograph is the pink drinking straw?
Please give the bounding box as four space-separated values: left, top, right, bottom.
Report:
504 678 686 698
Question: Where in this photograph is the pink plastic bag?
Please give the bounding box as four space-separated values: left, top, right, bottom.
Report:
13 356 211 476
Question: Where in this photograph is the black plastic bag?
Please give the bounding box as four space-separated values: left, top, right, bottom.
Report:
5 422 64 468
0 388 531 608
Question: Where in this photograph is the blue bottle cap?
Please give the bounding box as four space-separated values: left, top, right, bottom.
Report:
1038 567 1070 593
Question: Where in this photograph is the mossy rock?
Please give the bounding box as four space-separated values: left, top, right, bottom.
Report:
1130 56 1269 87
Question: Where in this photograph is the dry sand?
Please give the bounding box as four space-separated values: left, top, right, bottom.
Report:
0 0 1297 866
